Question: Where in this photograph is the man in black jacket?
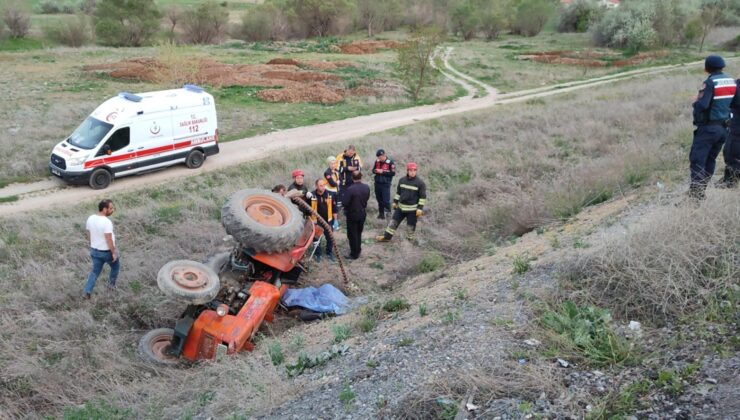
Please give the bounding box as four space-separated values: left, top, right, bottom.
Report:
343 171 370 260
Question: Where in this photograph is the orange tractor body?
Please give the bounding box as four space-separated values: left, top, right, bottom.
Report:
141 189 344 366
179 222 321 361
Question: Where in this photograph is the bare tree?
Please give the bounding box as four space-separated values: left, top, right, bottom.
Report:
698 0 723 52
396 27 445 101
356 0 399 37
164 5 181 41
2 0 30 38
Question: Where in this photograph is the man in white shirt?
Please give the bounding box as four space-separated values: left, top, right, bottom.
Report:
83 199 119 299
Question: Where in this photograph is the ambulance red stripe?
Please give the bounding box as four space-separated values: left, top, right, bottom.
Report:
84 137 215 169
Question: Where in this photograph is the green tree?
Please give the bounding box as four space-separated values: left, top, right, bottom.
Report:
480 0 513 40
512 0 556 37
94 0 161 47
181 1 229 44
287 0 351 37
451 0 480 40
396 26 445 101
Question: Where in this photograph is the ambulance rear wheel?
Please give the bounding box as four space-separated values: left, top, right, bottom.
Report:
89 168 112 190
186 150 205 169
139 328 180 366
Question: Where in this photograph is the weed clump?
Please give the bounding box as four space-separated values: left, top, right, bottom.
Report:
383 298 411 313
540 301 633 366
416 252 445 273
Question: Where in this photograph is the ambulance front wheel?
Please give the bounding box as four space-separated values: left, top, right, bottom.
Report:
89 168 112 190
186 150 205 169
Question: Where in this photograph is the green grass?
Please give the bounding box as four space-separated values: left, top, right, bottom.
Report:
0 195 20 203
418 302 428 317
0 37 45 51
338 384 356 409
331 324 352 343
267 341 284 366
512 255 531 275
213 85 417 141
382 298 410 313
63 400 133 420
415 252 445 273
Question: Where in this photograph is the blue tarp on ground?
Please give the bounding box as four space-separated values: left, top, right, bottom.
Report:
281 284 350 315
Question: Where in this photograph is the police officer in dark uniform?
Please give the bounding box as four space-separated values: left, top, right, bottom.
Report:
689 55 735 200
719 77 740 187
372 149 396 219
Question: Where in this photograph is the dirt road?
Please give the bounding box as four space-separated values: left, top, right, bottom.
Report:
0 54 722 217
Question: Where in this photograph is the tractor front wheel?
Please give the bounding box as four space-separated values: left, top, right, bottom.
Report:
157 260 220 304
138 328 180 366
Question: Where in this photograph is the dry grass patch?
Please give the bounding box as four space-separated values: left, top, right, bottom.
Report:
558 191 740 324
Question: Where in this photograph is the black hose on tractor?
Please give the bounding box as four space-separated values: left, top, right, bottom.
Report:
290 196 349 285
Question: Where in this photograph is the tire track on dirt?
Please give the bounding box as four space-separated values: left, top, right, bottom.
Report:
0 55 732 217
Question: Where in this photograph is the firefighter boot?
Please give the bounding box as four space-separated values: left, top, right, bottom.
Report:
406 226 417 244
377 208 385 219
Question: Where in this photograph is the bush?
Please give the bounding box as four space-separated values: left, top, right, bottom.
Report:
37 0 62 14
94 0 161 47
557 0 603 33
2 1 30 38
181 0 229 44
237 4 290 41
511 0 555 37
479 0 512 40
43 15 92 47
451 0 480 40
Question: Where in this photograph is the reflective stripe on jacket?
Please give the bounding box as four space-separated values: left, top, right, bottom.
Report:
393 175 427 212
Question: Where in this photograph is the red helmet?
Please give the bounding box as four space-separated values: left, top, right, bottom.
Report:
407 162 418 171
291 169 304 178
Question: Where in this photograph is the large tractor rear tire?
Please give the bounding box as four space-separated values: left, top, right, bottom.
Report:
138 328 180 366
157 260 220 304
221 189 304 253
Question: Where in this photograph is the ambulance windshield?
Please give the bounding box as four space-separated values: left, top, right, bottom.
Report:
67 117 113 150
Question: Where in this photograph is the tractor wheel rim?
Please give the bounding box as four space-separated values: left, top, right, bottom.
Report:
171 267 208 289
150 334 177 362
244 196 290 227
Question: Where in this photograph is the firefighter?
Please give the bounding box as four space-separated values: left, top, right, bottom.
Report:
324 156 340 202
689 55 735 200
287 169 309 199
719 77 740 187
376 162 427 243
310 179 337 262
373 148 396 219
335 145 362 204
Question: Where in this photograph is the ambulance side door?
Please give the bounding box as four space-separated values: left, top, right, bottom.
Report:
130 116 174 167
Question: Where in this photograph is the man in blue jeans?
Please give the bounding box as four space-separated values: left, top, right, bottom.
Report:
83 199 119 299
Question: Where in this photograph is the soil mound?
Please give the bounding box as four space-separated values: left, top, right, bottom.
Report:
338 40 399 54
83 57 381 104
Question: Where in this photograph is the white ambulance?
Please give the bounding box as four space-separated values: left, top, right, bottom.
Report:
49 84 219 189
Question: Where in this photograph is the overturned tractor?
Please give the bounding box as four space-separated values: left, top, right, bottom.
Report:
139 189 345 364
